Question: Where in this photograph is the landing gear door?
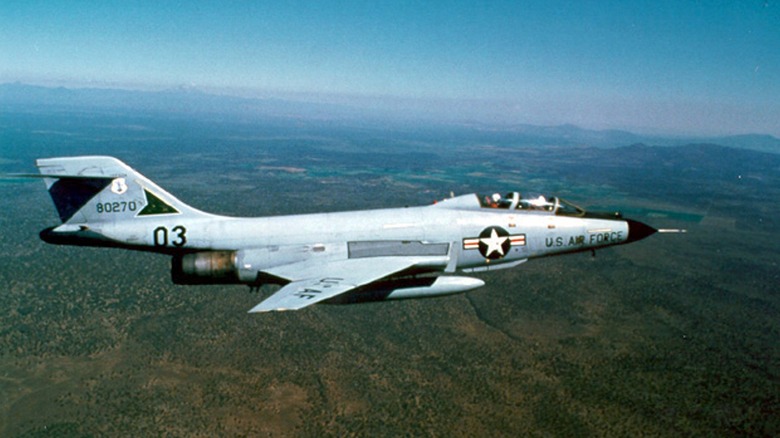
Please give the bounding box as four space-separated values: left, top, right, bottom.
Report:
445 240 460 273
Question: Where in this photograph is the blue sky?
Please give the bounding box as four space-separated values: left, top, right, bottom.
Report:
1 1 778 135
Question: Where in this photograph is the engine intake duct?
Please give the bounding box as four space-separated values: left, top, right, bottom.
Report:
172 251 240 285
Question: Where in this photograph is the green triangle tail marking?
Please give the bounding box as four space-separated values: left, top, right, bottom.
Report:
138 189 180 215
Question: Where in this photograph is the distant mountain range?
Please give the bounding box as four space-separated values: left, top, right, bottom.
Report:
1 82 778 153
453 121 780 153
0 82 364 121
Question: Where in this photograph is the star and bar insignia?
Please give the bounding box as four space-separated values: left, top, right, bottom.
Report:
463 226 526 260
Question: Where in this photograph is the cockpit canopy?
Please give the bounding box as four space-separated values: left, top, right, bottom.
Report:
479 192 585 217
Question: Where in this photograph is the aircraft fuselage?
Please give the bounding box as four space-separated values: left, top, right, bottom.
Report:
35 156 658 311
44 193 640 278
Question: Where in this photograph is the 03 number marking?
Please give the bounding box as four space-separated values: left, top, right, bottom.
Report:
153 225 187 247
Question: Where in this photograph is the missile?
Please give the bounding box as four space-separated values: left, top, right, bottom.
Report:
324 276 485 305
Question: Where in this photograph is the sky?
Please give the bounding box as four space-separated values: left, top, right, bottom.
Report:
1 1 779 136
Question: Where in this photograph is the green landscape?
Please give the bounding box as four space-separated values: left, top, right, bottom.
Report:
1 106 778 436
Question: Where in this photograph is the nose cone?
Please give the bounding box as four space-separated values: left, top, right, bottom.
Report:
625 219 657 243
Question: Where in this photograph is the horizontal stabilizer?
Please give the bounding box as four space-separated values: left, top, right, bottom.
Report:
6 173 122 179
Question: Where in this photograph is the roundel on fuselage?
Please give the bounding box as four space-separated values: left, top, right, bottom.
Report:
478 226 511 260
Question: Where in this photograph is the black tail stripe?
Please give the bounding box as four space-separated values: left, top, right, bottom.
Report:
49 177 112 222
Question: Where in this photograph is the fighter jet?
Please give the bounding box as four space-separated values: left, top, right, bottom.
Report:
32 156 659 312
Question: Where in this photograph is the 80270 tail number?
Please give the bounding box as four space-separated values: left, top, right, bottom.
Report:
96 201 137 214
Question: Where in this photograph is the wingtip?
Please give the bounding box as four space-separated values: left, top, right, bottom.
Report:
248 304 291 313
248 304 269 313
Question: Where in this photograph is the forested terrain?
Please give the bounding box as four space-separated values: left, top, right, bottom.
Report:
1 109 778 436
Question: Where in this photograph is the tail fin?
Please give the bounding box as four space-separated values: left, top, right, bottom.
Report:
37 156 210 224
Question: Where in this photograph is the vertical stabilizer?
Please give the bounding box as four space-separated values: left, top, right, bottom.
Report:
36 156 211 224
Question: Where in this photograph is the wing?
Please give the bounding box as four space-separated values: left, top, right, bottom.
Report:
248 257 420 313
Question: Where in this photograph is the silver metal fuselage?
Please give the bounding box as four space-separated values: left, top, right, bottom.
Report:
90 194 629 278
35 156 658 311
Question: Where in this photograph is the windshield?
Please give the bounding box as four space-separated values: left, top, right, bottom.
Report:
554 198 585 216
480 192 585 216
